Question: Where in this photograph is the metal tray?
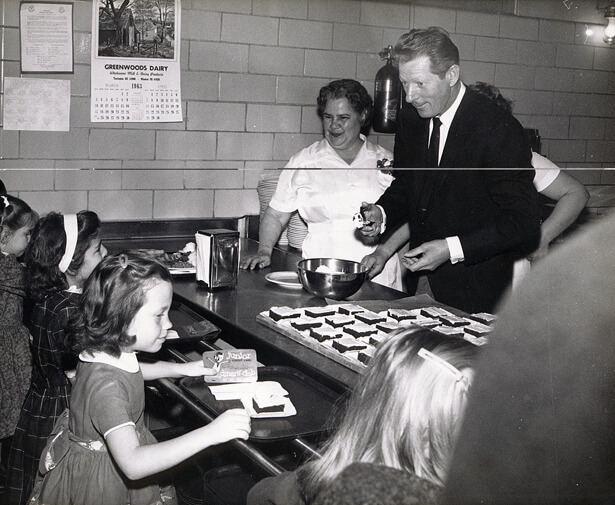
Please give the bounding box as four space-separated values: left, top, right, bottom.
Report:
168 302 221 343
178 366 343 441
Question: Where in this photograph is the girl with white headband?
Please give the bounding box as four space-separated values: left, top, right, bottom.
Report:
6 211 106 505
248 327 479 505
0 194 38 496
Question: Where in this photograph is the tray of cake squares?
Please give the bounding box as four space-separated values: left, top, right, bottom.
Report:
256 300 497 374
178 349 341 441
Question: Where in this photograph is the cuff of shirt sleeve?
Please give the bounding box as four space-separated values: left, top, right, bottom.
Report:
446 236 464 264
376 205 387 235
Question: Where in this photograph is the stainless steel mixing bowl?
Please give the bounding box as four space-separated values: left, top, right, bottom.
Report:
297 258 368 300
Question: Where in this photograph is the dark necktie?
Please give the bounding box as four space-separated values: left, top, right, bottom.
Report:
427 117 441 168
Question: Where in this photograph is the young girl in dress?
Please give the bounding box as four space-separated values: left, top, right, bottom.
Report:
29 251 251 505
247 327 479 505
6 211 106 505
0 195 38 496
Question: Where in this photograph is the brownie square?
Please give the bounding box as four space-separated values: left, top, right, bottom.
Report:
411 317 440 329
252 395 285 413
433 325 465 337
420 306 449 318
369 333 388 346
290 317 323 331
324 314 355 328
376 322 400 333
336 303 365 315
387 308 416 321
355 311 387 325
269 306 301 321
343 323 378 338
464 322 492 337
439 314 471 327
309 327 343 342
469 312 498 325
358 346 376 364
304 306 337 318
332 337 368 353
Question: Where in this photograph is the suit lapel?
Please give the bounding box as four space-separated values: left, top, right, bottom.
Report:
439 92 474 168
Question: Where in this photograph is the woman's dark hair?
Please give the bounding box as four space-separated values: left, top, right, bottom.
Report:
468 82 513 115
394 26 459 78
0 179 7 196
317 79 373 130
0 194 38 244
26 210 101 301
68 251 172 358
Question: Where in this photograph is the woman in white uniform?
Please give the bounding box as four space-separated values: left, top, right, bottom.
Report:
240 79 401 290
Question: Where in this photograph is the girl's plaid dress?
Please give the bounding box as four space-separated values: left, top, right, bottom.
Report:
6 290 79 505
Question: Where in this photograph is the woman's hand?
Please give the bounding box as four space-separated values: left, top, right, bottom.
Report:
527 240 549 263
361 249 390 279
240 252 272 270
207 409 251 444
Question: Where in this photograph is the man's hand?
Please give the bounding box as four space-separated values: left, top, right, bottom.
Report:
357 202 383 237
401 239 450 272
361 249 390 279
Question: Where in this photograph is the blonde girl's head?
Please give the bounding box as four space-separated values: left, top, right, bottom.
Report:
0 195 38 257
68 251 172 358
300 328 478 499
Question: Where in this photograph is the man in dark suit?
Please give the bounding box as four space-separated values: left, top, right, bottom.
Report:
361 27 540 313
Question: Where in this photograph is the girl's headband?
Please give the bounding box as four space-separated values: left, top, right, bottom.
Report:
418 347 465 383
1 195 9 209
58 214 78 273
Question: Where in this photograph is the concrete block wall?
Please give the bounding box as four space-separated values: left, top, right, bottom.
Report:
0 0 614 221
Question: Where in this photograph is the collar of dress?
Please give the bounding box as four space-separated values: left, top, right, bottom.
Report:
317 133 374 157
79 350 139 373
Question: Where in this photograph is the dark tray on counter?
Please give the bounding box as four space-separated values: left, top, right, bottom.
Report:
168 302 221 343
178 366 343 441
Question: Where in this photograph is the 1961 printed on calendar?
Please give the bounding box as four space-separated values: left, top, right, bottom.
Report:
90 0 182 123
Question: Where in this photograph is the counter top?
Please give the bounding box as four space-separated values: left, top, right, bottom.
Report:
172 239 405 392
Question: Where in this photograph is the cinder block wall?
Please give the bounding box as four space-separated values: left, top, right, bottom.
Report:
0 0 614 221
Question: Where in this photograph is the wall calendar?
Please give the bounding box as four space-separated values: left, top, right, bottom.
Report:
90 0 182 123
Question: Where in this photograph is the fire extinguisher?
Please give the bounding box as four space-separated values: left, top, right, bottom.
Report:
372 45 401 134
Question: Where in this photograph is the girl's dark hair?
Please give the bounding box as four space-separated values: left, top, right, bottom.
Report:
25 211 101 301
0 194 38 243
68 251 172 357
317 79 373 130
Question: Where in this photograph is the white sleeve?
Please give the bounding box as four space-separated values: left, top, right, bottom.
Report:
446 236 465 264
268 169 299 213
531 153 560 193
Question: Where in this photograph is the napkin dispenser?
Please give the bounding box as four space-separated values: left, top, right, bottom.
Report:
195 229 239 290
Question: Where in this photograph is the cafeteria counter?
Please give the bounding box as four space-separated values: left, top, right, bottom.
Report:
170 239 405 392
146 239 407 503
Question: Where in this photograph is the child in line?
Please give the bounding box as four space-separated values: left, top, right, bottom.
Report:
248 327 479 505
0 195 38 496
29 252 251 505
6 211 106 505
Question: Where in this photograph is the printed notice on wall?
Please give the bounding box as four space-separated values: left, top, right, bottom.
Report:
20 2 74 73
90 0 182 123
3 77 70 131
